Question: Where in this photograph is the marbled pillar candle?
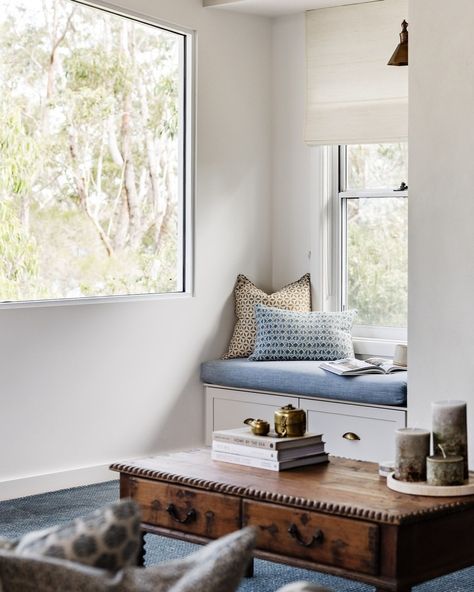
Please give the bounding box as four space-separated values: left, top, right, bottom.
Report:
395 428 431 482
432 400 469 480
426 455 464 486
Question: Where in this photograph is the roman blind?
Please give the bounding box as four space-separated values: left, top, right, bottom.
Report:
305 0 408 146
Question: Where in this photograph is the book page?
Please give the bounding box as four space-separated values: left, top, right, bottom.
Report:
366 357 406 373
325 358 374 371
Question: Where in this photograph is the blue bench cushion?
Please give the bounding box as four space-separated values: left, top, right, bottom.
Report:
201 358 407 407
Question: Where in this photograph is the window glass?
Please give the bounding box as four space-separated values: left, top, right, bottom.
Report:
340 142 408 329
345 197 408 327
0 0 189 302
346 143 408 190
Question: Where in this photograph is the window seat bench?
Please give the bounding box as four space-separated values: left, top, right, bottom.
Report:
201 358 407 407
202 359 407 463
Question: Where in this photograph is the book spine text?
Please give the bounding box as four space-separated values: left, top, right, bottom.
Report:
212 433 275 449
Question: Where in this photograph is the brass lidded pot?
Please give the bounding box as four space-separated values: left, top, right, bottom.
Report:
274 404 306 438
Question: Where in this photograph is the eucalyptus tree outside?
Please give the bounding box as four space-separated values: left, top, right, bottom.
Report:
0 0 183 301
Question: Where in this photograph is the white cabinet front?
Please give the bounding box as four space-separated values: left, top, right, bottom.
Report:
304 399 406 463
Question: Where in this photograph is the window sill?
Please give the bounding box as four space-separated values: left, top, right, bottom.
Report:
353 337 407 358
0 291 193 310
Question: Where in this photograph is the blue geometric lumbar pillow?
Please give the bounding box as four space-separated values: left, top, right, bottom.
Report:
249 304 356 361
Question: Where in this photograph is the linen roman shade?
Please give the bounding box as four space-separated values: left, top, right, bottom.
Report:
305 0 408 146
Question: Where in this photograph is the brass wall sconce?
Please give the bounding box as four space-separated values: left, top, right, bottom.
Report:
388 20 408 66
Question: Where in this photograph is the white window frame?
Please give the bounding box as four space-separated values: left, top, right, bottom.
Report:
311 146 407 357
0 0 195 309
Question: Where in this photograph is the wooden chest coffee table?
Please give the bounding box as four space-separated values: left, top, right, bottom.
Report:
110 450 474 592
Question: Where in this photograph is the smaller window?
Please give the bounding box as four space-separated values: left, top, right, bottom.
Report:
338 143 408 333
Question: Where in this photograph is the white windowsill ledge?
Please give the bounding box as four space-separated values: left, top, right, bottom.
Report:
353 337 407 358
0 291 193 310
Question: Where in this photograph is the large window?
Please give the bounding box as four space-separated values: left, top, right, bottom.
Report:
0 0 193 304
338 143 408 334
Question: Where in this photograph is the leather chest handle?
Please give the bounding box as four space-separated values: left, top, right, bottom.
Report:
288 523 324 547
166 503 197 524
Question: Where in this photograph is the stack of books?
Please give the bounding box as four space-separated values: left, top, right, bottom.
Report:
211 427 328 472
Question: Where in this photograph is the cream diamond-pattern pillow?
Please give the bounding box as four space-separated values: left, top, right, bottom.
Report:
7 500 141 572
0 526 258 592
223 273 311 359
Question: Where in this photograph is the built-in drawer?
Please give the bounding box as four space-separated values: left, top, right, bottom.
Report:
243 500 379 575
303 399 406 463
129 478 241 539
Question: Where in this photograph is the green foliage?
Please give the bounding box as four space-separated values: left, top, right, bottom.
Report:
0 0 182 301
63 47 128 120
152 76 179 139
347 143 408 190
344 143 408 328
0 100 39 196
0 203 41 300
346 176 408 327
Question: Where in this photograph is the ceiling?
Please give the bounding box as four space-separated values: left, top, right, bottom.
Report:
203 0 383 17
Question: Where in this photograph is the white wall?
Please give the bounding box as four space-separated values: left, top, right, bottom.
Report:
408 0 474 467
0 0 272 499
272 13 396 353
272 14 314 294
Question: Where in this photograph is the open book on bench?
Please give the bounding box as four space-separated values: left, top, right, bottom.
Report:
320 357 407 376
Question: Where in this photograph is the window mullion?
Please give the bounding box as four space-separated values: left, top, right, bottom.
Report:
338 145 348 193
339 190 408 199
340 196 348 311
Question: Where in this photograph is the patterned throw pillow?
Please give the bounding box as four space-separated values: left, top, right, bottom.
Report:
249 304 356 361
0 526 257 592
223 273 311 359
10 499 141 572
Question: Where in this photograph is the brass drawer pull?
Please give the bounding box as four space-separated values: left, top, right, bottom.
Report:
288 523 324 547
166 503 197 524
343 432 361 441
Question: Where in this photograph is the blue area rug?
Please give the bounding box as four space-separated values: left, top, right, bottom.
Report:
0 481 472 591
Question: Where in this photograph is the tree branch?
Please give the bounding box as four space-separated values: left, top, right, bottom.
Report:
68 129 114 257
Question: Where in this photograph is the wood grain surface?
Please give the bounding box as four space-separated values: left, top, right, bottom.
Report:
113 449 474 592
129 477 241 539
243 500 379 575
110 449 474 525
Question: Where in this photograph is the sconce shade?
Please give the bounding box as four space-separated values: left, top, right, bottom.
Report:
388 20 408 66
